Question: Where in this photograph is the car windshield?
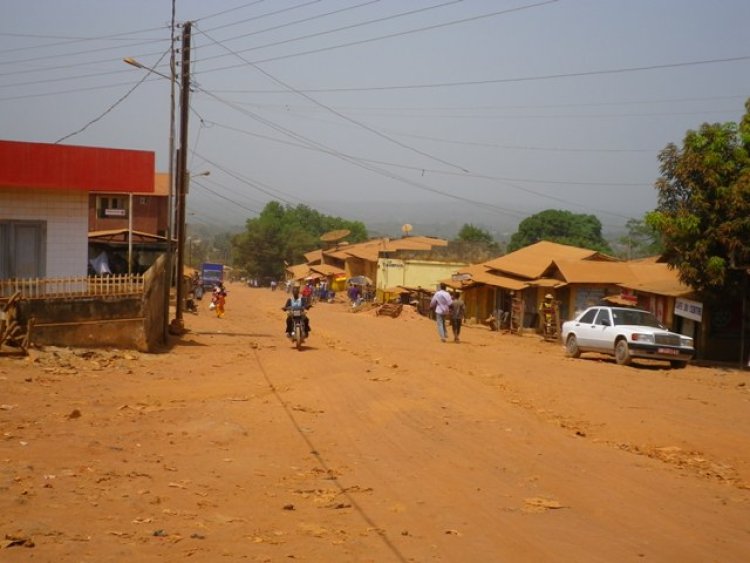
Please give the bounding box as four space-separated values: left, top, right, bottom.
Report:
611 309 663 328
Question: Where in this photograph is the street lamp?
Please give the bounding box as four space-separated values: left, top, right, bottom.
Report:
187 170 210 194
125 21 192 336
124 54 177 342
123 57 173 81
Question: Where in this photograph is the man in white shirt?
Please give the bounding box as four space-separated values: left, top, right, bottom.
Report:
429 283 453 343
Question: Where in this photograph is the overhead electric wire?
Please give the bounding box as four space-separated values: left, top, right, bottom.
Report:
200 0 381 43
197 0 331 32
232 93 748 113
201 118 635 220
193 150 306 207
194 0 557 72
194 0 459 64
192 0 269 23
0 35 169 69
0 26 167 55
0 78 161 102
196 24 470 173
191 179 262 216
195 88 527 219
53 45 171 144
230 54 750 93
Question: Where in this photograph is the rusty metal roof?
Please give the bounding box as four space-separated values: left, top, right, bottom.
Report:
482 241 613 279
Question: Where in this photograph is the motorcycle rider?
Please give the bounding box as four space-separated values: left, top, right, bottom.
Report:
283 284 311 337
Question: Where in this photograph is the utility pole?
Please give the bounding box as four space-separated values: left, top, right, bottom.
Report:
170 20 191 335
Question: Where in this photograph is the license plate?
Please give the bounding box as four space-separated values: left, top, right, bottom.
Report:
292 310 302 317
657 347 679 355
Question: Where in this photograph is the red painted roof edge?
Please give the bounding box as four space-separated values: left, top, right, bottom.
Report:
0 139 155 193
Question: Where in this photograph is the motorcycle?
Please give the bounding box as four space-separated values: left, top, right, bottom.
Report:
285 305 310 350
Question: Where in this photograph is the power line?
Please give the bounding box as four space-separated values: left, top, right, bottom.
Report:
202 0 381 42
0 35 169 69
207 93 749 114
193 151 305 207
195 89 532 219
192 0 269 23
53 46 171 143
194 0 556 71
191 179 262 216
195 0 458 64
196 24 471 173
0 77 161 102
200 118 637 220
225 54 750 93
0 27 167 56
198 0 328 31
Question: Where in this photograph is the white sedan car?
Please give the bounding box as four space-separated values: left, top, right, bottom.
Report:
561 306 694 368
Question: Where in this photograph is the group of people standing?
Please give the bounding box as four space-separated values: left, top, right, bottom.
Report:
430 283 465 343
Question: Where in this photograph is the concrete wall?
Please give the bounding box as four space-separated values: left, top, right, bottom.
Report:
377 258 468 292
1 187 88 277
14 255 167 352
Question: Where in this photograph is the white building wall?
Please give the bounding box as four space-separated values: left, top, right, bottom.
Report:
1 188 89 277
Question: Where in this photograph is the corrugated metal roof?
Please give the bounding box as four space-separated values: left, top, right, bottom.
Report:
324 236 448 263
395 235 449 247
304 249 323 264
620 262 693 297
0 139 154 193
553 259 636 284
88 228 168 243
482 241 610 279
286 263 311 280
154 172 170 196
527 278 568 288
620 279 694 297
310 263 346 276
469 269 528 290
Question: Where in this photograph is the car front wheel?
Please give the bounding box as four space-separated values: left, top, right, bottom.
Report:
614 339 632 365
565 334 581 358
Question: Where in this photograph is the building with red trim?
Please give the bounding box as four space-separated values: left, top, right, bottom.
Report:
0 139 155 279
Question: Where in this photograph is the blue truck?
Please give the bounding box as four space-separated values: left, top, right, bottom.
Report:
200 262 224 292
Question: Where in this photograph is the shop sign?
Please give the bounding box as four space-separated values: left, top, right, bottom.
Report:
675 297 703 322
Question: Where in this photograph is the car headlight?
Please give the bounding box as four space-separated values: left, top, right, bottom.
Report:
680 336 694 347
631 333 655 344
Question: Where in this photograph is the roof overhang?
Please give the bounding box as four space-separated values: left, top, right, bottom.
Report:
88 229 169 245
0 139 154 193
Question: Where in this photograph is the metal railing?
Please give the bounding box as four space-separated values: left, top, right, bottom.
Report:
0 274 145 299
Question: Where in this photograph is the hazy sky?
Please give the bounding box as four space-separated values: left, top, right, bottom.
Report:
2 0 749 233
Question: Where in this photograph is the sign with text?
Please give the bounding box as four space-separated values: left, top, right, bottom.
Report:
674 297 703 322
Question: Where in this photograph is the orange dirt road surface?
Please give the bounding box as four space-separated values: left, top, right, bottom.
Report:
1 283 749 562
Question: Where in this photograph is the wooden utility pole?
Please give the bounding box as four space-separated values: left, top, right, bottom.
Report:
170 20 191 335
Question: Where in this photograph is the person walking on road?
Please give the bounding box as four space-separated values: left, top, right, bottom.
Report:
213 282 227 318
449 290 466 343
430 283 453 343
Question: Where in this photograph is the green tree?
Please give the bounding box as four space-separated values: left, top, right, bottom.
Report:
233 202 368 280
508 209 612 253
646 100 750 298
457 223 495 245
451 223 501 262
617 217 663 259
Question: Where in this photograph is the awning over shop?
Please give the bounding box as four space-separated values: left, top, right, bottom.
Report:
89 228 169 245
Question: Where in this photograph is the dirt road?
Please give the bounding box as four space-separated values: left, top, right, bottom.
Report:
2 284 749 562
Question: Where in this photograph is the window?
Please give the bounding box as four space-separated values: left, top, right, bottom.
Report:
97 196 128 219
579 309 597 324
594 309 611 326
613 309 663 328
0 220 46 279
